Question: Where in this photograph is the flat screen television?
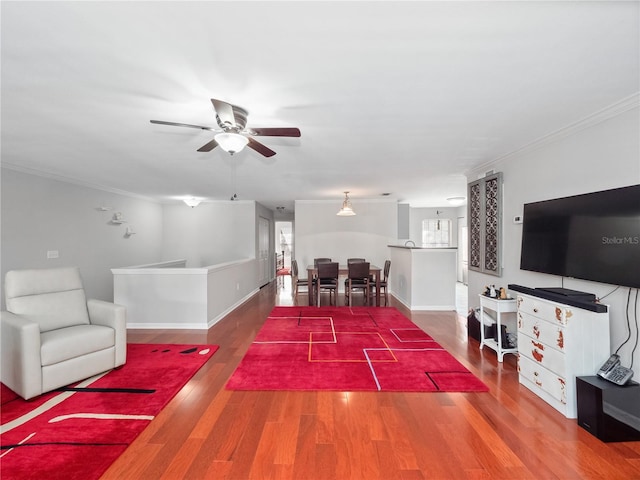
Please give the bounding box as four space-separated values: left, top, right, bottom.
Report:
520 184 640 288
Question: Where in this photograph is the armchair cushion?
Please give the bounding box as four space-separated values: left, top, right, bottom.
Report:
5 268 90 332
41 324 115 366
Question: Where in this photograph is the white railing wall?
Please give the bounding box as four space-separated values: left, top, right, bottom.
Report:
112 258 258 329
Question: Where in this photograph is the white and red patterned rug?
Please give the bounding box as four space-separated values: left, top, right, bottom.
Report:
227 306 488 393
1 343 218 480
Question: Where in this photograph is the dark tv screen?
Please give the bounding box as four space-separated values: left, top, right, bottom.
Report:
520 184 640 288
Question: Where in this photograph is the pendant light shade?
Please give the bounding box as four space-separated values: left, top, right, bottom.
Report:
214 133 249 155
336 191 356 216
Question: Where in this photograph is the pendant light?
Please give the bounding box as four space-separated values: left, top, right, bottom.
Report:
337 191 356 216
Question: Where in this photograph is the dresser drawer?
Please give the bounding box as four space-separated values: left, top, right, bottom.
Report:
518 332 566 377
516 295 570 326
518 355 567 405
518 311 565 353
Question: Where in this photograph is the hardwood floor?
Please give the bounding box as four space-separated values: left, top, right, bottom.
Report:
101 279 640 479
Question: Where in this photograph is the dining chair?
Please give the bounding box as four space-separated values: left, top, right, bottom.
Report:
347 258 365 264
316 262 339 307
291 260 313 304
345 261 370 306
344 258 366 301
313 258 332 266
370 260 391 306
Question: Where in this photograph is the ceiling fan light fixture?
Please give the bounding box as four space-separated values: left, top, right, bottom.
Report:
214 132 248 155
336 191 356 216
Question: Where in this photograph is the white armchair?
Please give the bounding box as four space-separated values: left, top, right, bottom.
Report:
1 267 126 400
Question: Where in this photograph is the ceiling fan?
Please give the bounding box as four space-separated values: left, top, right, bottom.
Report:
150 98 301 157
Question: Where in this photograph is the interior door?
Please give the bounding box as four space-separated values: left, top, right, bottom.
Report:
258 216 270 287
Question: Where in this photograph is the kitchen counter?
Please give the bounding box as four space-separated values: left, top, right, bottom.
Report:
388 246 457 310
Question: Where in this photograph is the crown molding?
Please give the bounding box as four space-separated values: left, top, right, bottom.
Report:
295 197 398 205
468 92 640 176
1 162 160 203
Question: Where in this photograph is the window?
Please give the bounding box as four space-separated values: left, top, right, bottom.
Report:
422 218 451 247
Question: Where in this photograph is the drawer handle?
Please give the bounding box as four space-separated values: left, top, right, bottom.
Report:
533 308 539 313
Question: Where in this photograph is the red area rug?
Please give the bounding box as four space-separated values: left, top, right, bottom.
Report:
1 343 218 480
226 306 488 392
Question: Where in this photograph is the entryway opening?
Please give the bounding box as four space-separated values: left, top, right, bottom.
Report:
275 221 293 292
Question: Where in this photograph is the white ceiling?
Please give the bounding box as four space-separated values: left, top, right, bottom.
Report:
2 1 638 211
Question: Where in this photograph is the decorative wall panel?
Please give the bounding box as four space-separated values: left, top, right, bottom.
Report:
468 172 503 276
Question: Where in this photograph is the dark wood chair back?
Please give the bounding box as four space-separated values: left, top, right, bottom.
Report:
383 260 391 280
317 262 339 282
347 258 366 264
348 261 370 280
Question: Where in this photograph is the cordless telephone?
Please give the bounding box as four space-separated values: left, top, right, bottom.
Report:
597 354 634 386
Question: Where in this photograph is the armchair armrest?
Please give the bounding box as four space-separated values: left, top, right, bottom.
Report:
1 311 43 400
87 299 127 367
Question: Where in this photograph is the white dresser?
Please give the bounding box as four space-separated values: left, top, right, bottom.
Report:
515 292 610 418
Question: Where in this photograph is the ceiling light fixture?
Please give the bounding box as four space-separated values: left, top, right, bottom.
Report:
214 132 248 155
183 197 202 208
336 191 356 216
446 196 466 206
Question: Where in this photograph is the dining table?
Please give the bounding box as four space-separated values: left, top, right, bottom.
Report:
306 264 382 306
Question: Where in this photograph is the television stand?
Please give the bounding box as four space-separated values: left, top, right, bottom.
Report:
511 287 610 418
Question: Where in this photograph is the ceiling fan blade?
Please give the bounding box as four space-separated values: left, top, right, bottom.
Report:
150 119 216 131
247 137 276 157
197 138 219 152
211 98 236 127
248 127 301 137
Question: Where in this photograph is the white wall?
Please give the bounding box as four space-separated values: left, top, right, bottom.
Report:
467 105 640 379
1 169 267 312
1 168 163 306
161 200 255 267
294 198 398 269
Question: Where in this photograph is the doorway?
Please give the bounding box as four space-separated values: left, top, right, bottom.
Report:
275 221 293 294
275 221 292 270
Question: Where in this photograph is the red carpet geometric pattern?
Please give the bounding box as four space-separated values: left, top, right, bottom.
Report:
226 306 488 392
1 343 218 480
